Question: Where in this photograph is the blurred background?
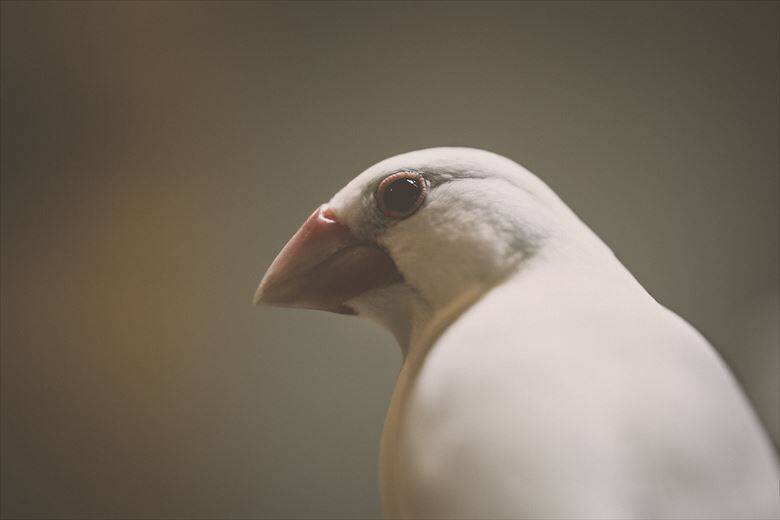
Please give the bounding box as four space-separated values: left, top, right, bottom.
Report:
1 1 778 518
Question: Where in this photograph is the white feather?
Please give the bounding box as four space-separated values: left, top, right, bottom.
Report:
326 148 779 519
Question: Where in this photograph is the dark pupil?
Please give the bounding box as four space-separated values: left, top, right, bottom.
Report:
384 178 420 213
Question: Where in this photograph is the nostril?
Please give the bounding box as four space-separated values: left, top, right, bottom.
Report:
319 205 339 224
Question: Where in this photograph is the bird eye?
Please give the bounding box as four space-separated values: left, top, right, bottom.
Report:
376 171 427 219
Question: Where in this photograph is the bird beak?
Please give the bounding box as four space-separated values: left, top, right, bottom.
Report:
254 205 402 315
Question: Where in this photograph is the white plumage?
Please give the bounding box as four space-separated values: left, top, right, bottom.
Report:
256 147 779 519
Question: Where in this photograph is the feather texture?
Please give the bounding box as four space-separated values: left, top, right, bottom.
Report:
263 147 780 518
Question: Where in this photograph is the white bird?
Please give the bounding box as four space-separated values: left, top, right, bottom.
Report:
254 147 780 519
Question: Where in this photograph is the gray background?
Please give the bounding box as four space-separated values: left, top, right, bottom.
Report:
1 2 778 518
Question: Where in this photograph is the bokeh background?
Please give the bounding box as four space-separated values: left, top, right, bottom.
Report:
2 1 778 518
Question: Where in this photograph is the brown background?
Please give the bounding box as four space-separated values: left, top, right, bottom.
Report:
2 2 778 518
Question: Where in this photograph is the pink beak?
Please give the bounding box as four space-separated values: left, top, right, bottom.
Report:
254 205 402 315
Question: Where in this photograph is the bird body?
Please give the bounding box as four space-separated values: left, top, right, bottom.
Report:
380 252 778 518
256 148 780 519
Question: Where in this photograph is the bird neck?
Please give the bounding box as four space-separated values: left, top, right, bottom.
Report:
353 220 645 359
401 234 646 359
406 283 490 358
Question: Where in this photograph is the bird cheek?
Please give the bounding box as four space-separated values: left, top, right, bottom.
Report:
254 205 402 315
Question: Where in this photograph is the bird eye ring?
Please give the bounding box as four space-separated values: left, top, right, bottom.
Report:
375 171 427 219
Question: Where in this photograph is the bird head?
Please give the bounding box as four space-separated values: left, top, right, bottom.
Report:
254 147 601 347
